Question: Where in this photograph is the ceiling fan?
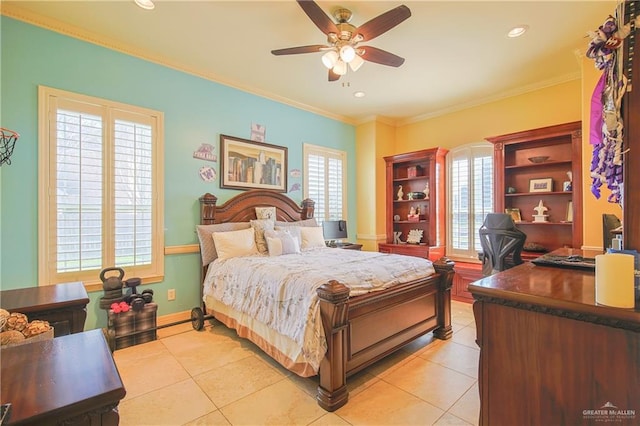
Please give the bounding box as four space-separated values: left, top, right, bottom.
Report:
271 0 411 81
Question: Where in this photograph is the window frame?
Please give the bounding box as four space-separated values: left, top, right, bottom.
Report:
38 86 165 288
303 143 347 222
446 142 494 261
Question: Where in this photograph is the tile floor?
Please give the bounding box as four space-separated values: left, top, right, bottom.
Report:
113 300 479 426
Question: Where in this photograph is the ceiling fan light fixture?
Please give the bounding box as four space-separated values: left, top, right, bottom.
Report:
322 50 339 69
349 54 364 72
339 45 356 63
134 0 155 10
333 60 347 76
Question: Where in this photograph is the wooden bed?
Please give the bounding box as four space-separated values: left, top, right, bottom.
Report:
197 190 455 411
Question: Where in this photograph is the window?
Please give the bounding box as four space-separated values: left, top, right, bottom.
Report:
38 86 164 286
447 143 493 260
303 144 346 222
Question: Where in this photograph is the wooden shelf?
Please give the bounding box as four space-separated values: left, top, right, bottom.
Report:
487 121 582 252
382 148 447 261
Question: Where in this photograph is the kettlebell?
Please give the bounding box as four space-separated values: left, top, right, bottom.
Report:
100 267 125 291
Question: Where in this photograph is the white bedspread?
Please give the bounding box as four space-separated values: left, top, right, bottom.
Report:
203 247 435 372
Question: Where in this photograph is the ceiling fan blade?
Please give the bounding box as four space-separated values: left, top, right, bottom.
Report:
356 5 411 42
360 46 405 67
328 69 341 82
297 0 339 35
271 45 326 55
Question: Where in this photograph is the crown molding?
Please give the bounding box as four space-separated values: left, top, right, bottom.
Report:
1 4 357 126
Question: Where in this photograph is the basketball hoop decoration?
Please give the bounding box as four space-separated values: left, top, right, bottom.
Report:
0 128 19 166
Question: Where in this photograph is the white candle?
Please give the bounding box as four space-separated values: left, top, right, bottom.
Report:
595 253 635 308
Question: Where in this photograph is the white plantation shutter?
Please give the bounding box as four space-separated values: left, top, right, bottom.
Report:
39 86 164 286
447 143 493 259
55 108 103 272
114 118 153 267
304 144 346 222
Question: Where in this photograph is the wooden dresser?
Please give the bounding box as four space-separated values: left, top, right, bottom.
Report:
468 248 639 425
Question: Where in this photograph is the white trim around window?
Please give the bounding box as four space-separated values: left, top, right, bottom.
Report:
303 143 347 222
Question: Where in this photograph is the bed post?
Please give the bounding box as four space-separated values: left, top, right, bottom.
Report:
316 280 350 412
199 193 218 224
301 198 315 220
433 257 455 340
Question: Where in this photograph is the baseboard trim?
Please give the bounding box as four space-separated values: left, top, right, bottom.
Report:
157 310 192 327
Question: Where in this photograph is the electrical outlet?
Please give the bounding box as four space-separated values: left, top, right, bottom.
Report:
168 288 176 301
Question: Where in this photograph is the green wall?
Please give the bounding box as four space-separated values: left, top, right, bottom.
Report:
0 17 356 330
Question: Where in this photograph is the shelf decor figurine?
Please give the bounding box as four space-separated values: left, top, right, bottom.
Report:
423 183 430 200
393 231 403 244
406 229 423 244
397 185 404 201
533 200 549 223
563 171 573 192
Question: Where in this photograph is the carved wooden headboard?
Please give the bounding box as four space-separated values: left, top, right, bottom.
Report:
199 190 315 225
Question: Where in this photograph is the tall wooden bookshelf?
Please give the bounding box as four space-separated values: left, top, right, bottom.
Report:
487 121 582 259
378 147 447 260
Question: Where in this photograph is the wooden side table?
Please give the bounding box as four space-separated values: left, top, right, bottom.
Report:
0 282 89 337
1 328 126 425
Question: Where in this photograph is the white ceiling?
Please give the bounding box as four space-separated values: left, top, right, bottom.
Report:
4 0 616 124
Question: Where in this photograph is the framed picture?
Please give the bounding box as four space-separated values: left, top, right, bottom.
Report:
505 208 522 223
529 177 553 193
220 134 287 192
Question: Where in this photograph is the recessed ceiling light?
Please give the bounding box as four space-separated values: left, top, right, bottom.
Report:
507 25 529 38
135 0 155 10
354 91 365 98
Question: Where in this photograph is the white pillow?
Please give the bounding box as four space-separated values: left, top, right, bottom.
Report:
300 226 326 249
274 225 301 247
264 229 301 256
196 222 251 265
212 227 259 261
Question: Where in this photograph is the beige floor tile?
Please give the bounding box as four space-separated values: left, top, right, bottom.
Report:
113 339 167 365
308 412 351 426
448 383 480 426
220 380 327 425
194 355 286 408
434 412 473 425
161 328 255 376
382 357 476 411
418 341 479 379
345 369 380 398
335 380 444 425
450 324 478 350
364 347 416 379
183 410 231 426
115 345 191 400
119 379 216 426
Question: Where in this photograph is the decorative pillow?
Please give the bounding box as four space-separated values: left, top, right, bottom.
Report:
300 226 326 249
196 222 251 265
264 229 301 256
212 227 259 261
274 225 302 247
250 219 275 254
274 218 318 228
255 206 277 220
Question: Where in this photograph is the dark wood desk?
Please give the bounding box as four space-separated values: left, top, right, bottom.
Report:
469 248 640 426
1 329 126 425
0 282 89 337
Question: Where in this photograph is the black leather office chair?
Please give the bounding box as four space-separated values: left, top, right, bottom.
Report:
479 213 527 276
602 213 622 251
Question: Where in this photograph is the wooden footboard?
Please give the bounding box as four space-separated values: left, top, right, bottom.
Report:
316 257 455 412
